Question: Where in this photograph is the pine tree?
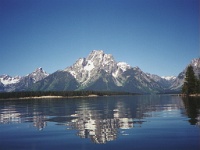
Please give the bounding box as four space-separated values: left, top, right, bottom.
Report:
196 75 200 94
182 65 196 95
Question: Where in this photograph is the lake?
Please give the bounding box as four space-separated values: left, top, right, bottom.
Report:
0 95 200 150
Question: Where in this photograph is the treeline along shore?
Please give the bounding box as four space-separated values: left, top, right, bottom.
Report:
0 91 136 99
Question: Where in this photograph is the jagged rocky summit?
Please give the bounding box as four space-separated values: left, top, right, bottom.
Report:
1 50 199 93
0 67 49 92
64 50 181 93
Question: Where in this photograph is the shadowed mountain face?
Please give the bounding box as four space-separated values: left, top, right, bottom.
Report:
0 68 49 92
31 71 79 91
64 50 164 93
0 50 199 93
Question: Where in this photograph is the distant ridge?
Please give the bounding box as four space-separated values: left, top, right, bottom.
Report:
0 50 199 93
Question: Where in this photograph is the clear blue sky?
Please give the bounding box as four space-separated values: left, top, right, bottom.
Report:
0 0 199 77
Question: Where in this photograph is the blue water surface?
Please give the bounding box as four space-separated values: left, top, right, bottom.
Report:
0 95 200 150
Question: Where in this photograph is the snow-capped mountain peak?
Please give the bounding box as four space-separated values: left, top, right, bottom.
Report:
87 50 104 61
66 50 117 84
117 62 131 72
1 50 198 93
86 50 116 68
28 67 49 83
161 76 176 81
133 66 142 72
33 67 49 76
0 75 21 85
191 58 200 67
65 50 166 93
0 67 50 92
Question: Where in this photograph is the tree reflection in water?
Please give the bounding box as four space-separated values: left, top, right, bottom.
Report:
182 96 200 126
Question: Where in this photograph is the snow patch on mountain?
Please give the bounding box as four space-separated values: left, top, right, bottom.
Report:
161 76 176 81
117 62 131 72
0 67 49 92
65 50 117 85
2 50 198 93
112 68 120 78
68 70 77 78
112 62 131 79
84 60 95 71
191 58 200 67
65 50 168 92
0 75 21 85
27 67 49 83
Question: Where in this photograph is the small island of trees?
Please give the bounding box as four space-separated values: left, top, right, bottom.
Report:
182 65 200 96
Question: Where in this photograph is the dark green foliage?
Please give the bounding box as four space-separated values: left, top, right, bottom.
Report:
0 91 136 99
182 65 200 95
182 97 200 125
196 75 200 93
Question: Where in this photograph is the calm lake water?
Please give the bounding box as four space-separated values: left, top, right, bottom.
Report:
0 95 200 150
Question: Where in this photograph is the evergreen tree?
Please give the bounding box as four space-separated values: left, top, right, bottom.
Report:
182 65 196 95
196 75 200 94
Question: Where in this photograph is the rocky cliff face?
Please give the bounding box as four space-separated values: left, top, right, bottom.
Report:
1 50 199 93
0 68 49 92
65 50 117 85
31 70 79 91
65 50 165 93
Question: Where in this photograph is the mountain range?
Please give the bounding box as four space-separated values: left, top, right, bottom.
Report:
1 50 200 93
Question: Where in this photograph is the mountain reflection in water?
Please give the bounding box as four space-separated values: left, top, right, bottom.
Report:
66 101 141 144
0 95 199 144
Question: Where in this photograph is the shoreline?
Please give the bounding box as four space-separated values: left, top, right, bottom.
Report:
178 94 200 97
0 94 107 100
0 94 139 101
2 93 199 100
0 91 136 100
188 94 200 97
